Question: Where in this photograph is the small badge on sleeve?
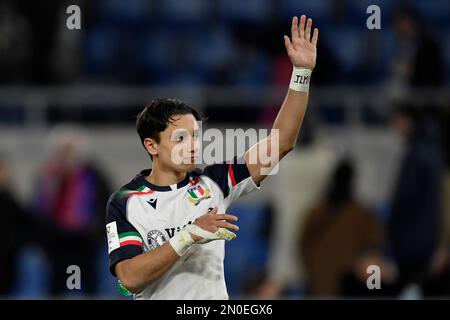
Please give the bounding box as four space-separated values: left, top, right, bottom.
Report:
106 221 120 253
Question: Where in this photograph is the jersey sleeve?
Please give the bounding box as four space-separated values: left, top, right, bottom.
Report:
202 155 260 208
105 192 144 277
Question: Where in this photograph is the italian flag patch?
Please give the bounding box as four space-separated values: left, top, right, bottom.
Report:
227 163 237 191
119 231 143 247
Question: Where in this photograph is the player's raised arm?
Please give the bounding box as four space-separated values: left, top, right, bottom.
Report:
245 15 318 184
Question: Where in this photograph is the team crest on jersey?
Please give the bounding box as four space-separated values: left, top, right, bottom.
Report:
187 185 211 206
147 230 166 250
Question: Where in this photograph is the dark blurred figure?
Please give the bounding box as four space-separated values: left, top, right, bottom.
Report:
1 0 87 84
387 5 445 100
393 7 445 87
420 108 450 298
32 126 111 296
0 1 33 83
430 109 450 297
300 159 396 297
388 104 449 297
0 159 30 296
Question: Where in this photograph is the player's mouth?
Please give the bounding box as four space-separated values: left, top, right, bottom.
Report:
183 156 198 162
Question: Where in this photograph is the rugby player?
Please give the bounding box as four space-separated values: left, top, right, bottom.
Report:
106 15 318 299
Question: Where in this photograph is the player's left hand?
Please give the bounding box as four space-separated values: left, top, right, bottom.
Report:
284 15 318 70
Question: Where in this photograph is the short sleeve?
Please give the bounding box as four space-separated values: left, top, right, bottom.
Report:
106 192 144 277
202 155 260 208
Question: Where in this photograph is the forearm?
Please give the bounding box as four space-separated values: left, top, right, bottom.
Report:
115 242 179 293
272 88 309 155
245 77 311 184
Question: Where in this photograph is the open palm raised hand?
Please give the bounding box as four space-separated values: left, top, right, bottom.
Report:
284 15 318 70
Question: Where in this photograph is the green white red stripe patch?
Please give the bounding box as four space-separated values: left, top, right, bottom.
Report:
120 185 155 197
227 163 237 191
119 231 143 247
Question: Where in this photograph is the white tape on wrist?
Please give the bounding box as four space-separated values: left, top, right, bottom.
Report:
169 229 195 256
289 67 312 92
186 224 237 244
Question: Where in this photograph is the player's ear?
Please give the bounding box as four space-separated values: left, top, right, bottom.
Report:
144 138 158 157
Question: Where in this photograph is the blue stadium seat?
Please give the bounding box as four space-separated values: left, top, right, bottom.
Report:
218 0 271 23
321 26 361 79
84 26 121 74
229 51 270 86
134 29 176 83
96 0 152 26
157 0 211 25
190 26 234 72
96 247 124 298
379 25 396 76
170 70 207 85
353 27 393 83
413 0 450 26
11 245 49 298
279 0 329 23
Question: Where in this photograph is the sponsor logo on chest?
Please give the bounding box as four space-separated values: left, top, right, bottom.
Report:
147 220 194 249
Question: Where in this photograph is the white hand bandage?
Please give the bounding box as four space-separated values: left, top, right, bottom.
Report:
168 224 237 256
168 229 195 256
186 224 236 244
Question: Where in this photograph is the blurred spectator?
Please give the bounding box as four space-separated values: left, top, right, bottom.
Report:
386 5 445 100
311 38 341 85
0 159 30 296
0 1 32 83
388 104 446 296
441 110 450 252
299 159 395 297
427 109 450 297
15 0 63 83
50 0 87 83
441 110 450 257
32 126 111 296
418 108 450 298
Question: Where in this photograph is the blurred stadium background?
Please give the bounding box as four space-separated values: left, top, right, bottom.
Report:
1 0 450 299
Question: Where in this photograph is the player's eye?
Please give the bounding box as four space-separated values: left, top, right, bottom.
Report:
176 136 184 142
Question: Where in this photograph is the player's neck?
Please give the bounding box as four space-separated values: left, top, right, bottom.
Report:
146 161 186 187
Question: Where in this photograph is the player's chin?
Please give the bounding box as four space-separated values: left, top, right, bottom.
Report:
176 162 197 173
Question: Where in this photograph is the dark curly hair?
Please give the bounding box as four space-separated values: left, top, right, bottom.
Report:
136 98 202 158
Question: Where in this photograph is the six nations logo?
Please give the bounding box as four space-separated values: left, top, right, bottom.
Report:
147 230 167 250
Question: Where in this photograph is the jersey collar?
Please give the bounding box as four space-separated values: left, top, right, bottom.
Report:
137 169 191 192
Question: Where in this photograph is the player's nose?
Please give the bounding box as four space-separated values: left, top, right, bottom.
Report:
190 138 200 154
